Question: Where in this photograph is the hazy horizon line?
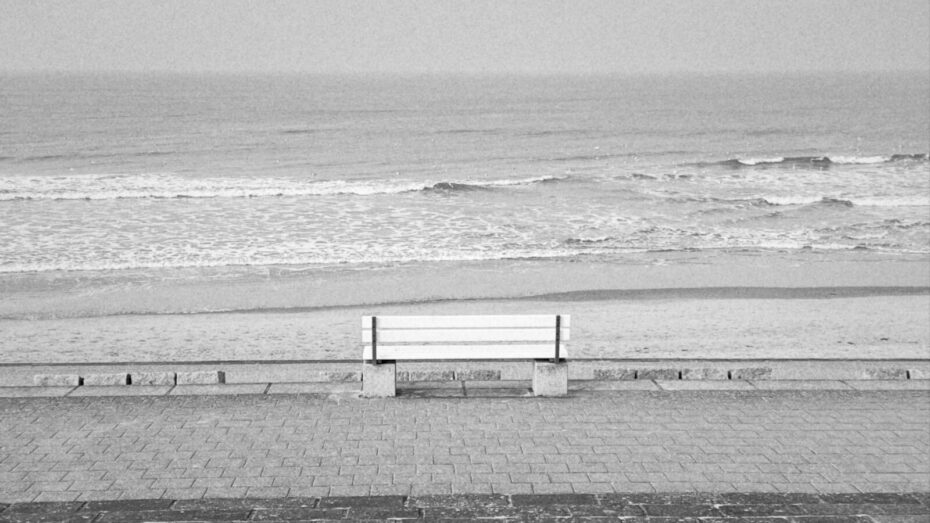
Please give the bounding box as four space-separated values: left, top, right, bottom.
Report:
2 68 928 77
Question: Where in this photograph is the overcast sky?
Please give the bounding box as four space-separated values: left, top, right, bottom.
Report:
1 0 928 74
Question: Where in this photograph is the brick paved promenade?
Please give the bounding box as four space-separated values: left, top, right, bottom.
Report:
1 390 927 506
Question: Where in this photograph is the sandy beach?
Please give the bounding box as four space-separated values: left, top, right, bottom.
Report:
1 256 927 364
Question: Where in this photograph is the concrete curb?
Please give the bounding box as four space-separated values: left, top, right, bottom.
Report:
2 359 928 388
1 379 929 398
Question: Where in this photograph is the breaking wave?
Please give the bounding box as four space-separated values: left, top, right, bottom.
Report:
677 195 928 208
702 153 928 168
0 173 567 201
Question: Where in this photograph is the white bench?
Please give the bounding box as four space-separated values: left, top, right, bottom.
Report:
361 314 570 397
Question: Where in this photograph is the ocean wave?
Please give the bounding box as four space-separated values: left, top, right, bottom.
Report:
0 173 567 201
423 181 490 193
6 150 176 163
0 247 593 274
764 196 854 207
815 219 930 233
279 128 323 135
682 195 927 208
701 153 928 168
563 236 616 245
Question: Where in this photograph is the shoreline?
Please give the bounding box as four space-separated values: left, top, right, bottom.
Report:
11 285 926 320
2 253 929 320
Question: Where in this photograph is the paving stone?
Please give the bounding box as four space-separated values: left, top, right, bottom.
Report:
250 507 347 520
347 506 421 519
0 387 74 398
571 380 660 391
81 374 128 386
243 487 290 498
715 492 824 505
869 516 930 523
32 375 80 387
408 494 510 508
718 503 806 516
159 488 205 500
419 505 524 520
466 387 531 398
80 499 173 512
396 386 465 398
2 391 929 506
800 503 911 516
655 380 754 391
870 504 930 515
464 380 531 389
113 489 164 501
641 503 725 517
2 502 84 514
602 493 718 505
0 511 97 522
266 382 360 394
820 493 924 505
511 493 598 506
168 384 266 396
175 371 225 385
328 485 372 496
94 508 252 522
847 380 930 390
317 495 405 508
750 380 851 390
68 386 171 397
129 372 175 386
396 381 463 390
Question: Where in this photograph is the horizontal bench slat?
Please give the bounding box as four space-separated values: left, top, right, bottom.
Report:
361 327 570 343
362 315 570 329
362 344 568 360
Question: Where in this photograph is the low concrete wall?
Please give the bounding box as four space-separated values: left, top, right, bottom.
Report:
1 359 927 387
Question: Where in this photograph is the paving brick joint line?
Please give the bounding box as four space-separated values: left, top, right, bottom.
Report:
0 492 928 522
1 390 928 511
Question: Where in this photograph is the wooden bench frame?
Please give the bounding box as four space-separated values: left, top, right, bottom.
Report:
361 314 570 397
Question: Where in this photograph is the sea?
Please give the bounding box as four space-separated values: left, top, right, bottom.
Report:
1 72 928 318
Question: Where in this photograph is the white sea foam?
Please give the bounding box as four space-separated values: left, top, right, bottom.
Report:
0 247 596 274
743 195 927 207
850 196 930 207
736 157 785 165
0 173 567 201
829 155 890 164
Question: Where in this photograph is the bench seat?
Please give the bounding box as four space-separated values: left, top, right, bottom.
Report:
361 314 569 397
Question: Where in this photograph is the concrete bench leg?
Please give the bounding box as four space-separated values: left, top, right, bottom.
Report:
362 362 396 397
533 361 568 396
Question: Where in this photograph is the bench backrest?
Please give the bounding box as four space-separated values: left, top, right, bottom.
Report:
362 314 570 363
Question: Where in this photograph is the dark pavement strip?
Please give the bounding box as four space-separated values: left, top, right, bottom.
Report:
1 493 928 522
